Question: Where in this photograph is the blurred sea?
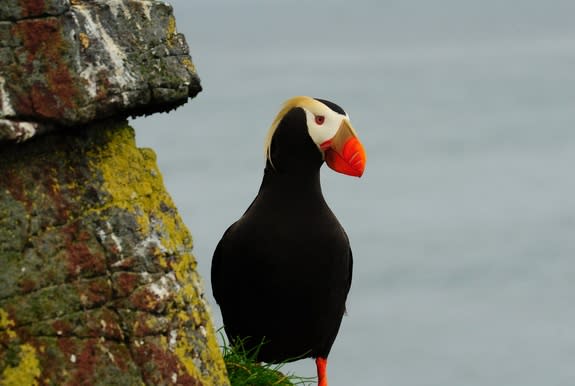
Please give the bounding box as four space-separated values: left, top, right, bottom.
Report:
133 1 575 385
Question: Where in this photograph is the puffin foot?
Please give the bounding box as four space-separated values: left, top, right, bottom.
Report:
316 357 328 386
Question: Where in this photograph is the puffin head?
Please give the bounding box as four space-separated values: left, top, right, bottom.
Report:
264 96 366 177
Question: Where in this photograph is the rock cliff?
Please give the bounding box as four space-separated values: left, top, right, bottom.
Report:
0 1 228 385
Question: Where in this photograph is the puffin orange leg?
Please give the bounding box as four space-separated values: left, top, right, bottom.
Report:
316 357 328 386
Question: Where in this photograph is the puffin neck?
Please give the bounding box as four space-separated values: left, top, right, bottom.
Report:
261 161 323 197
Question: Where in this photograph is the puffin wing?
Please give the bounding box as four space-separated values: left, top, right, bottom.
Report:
212 194 259 304
211 224 234 306
344 246 353 313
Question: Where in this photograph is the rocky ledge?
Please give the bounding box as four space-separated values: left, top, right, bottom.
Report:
0 0 201 142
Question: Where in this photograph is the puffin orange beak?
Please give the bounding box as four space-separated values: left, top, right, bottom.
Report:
320 120 366 177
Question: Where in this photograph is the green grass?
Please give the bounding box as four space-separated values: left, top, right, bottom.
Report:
219 331 315 386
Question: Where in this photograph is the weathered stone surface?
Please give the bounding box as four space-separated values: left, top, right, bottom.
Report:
0 0 202 142
0 122 228 385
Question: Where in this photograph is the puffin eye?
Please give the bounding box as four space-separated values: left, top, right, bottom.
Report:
315 115 325 125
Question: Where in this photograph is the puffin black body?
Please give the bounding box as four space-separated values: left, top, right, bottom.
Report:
211 96 366 386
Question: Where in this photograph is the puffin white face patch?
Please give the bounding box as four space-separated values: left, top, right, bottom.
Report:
303 103 349 151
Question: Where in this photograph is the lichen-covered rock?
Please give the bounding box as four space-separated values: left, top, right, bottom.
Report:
0 122 228 385
0 0 201 142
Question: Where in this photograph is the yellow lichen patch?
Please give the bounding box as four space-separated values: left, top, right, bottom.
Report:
200 319 229 384
88 125 194 255
172 252 196 287
199 329 229 384
0 344 41 386
0 309 15 328
180 57 197 74
0 310 42 384
87 124 155 233
0 309 16 339
173 329 202 379
166 15 177 48
172 325 228 385
79 32 90 49
170 253 228 384
138 147 193 251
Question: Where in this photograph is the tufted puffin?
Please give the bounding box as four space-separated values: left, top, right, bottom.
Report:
211 96 366 386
